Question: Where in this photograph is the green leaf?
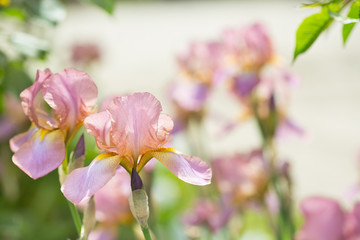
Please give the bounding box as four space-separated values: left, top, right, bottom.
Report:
342 0 360 45
1 7 27 20
293 7 333 61
88 0 115 14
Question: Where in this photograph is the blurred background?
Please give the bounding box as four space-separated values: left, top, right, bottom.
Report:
1 0 360 239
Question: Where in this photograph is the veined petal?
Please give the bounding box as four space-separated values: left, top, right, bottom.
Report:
20 69 56 129
61 153 122 204
107 92 173 159
138 147 212 186
84 111 116 151
42 68 98 132
9 125 38 152
12 128 65 179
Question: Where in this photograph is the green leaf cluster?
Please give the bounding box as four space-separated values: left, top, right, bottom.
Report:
294 0 360 61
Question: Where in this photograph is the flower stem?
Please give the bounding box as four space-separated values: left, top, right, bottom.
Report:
141 226 152 240
67 200 82 235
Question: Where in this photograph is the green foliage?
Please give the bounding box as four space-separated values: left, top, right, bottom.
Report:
87 0 115 14
343 0 360 44
293 7 333 61
294 0 360 60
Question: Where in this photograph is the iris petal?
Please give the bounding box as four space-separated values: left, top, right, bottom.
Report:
61 153 122 204
138 147 212 186
12 128 65 179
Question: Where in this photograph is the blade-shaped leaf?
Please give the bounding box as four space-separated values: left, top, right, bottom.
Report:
343 0 360 45
294 7 332 61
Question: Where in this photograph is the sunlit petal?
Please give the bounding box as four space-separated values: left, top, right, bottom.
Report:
84 111 116 152
12 128 65 179
42 68 98 132
61 153 121 204
107 92 173 159
139 147 211 185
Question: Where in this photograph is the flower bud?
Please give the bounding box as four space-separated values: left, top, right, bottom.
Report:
129 169 149 228
129 189 149 228
131 168 143 191
68 134 85 173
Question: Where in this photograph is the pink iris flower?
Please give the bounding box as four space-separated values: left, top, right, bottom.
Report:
183 199 233 233
61 92 212 204
297 197 360 240
222 23 273 72
9 68 98 179
176 41 224 85
213 150 270 204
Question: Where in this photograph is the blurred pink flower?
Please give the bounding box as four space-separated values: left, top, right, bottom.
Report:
343 203 360 240
177 41 224 85
170 41 224 132
9 68 98 179
72 43 101 66
169 81 209 113
183 199 233 232
222 23 273 71
297 197 360 240
88 227 117 240
62 92 212 204
87 168 132 240
94 168 132 223
213 150 270 204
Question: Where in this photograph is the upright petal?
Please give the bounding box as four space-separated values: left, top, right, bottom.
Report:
138 147 211 186
84 111 116 152
296 197 345 240
107 93 173 159
12 128 65 179
61 153 121 204
20 69 56 129
42 68 98 132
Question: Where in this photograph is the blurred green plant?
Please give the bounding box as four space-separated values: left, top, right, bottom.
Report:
294 0 360 61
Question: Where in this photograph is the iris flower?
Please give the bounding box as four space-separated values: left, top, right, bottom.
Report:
296 197 360 240
9 68 98 179
62 92 212 204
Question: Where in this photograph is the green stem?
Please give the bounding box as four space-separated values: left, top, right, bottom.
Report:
141 226 152 240
67 200 82 235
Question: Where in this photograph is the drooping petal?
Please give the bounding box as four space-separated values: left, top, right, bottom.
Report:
42 68 98 132
20 69 56 129
138 147 211 186
9 125 38 152
12 128 65 179
107 92 173 159
84 111 116 152
296 197 345 240
61 153 122 204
